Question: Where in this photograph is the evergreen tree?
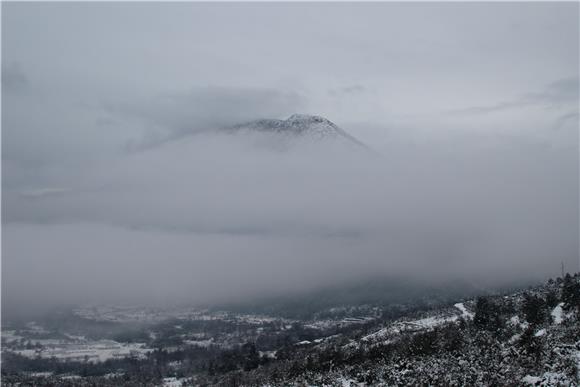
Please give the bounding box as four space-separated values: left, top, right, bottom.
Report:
522 293 546 325
545 289 559 308
561 273 580 311
473 296 502 332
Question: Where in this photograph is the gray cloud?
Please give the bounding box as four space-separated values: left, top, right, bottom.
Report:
529 77 580 105
19 187 71 199
4 128 577 308
329 85 367 96
553 111 580 131
1 62 28 94
2 2 578 311
450 77 579 115
105 87 306 150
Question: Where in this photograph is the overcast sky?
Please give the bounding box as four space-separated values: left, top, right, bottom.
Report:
2 2 579 312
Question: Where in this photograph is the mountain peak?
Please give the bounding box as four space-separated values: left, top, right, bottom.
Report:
227 114 369 150
286 114 332 123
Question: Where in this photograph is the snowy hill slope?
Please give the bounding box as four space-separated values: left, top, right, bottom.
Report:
224 114 370 150
2 275 577 386
213 273 580 386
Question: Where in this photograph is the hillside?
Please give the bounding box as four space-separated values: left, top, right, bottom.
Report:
1 274 578 386
205 273 580 386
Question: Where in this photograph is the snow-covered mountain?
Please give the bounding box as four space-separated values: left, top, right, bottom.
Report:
224 114 370 150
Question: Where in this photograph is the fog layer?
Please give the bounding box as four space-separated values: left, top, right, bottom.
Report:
2 2 578 312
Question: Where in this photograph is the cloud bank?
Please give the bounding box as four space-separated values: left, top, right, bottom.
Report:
2 2 578 313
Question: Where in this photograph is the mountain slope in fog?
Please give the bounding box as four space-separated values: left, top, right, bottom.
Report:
224 114 370 150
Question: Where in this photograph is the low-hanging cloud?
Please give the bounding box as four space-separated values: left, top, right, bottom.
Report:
2 1 578 315
450 77 579 115
1 62 28 94
3 126 577 310
105 86 306 151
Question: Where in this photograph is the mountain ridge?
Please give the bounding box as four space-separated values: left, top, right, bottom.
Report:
225 114 370 150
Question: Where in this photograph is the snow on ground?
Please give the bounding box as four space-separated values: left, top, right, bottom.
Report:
337 376 361 387
235 314 283 324
27 372 53 377
454 303 474 319
162 377 189 387
534 328 546 337
509 315 529 329
104 372 125 379
25 322 49 334
61 375 82 380
551 303 564 324
362 313 459 343
12 340 153 363
522 375 542 385
259 350 277 359
508 333 522 344
576 348 580 380
184 339 214 348
509 315 520 325
304 317 375 331
1 330 23 343
64 334 87 341
522 372 570 386
304 320 336 330
73 305 291 326
360 303 477 345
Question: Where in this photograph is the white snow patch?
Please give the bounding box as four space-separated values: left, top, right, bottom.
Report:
338 377 359 387
362 313 459 343
163 377 187 387
576 348 580 380
534 328 546 337
522 372 571 386
184 339 214 348
27 372 53 378
509 315 528 329
454 303 474 319
551 303 564 324
259 350 277 359
11 340 152 363
508 333 521 344
522 375 541 384
1 330 23 343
